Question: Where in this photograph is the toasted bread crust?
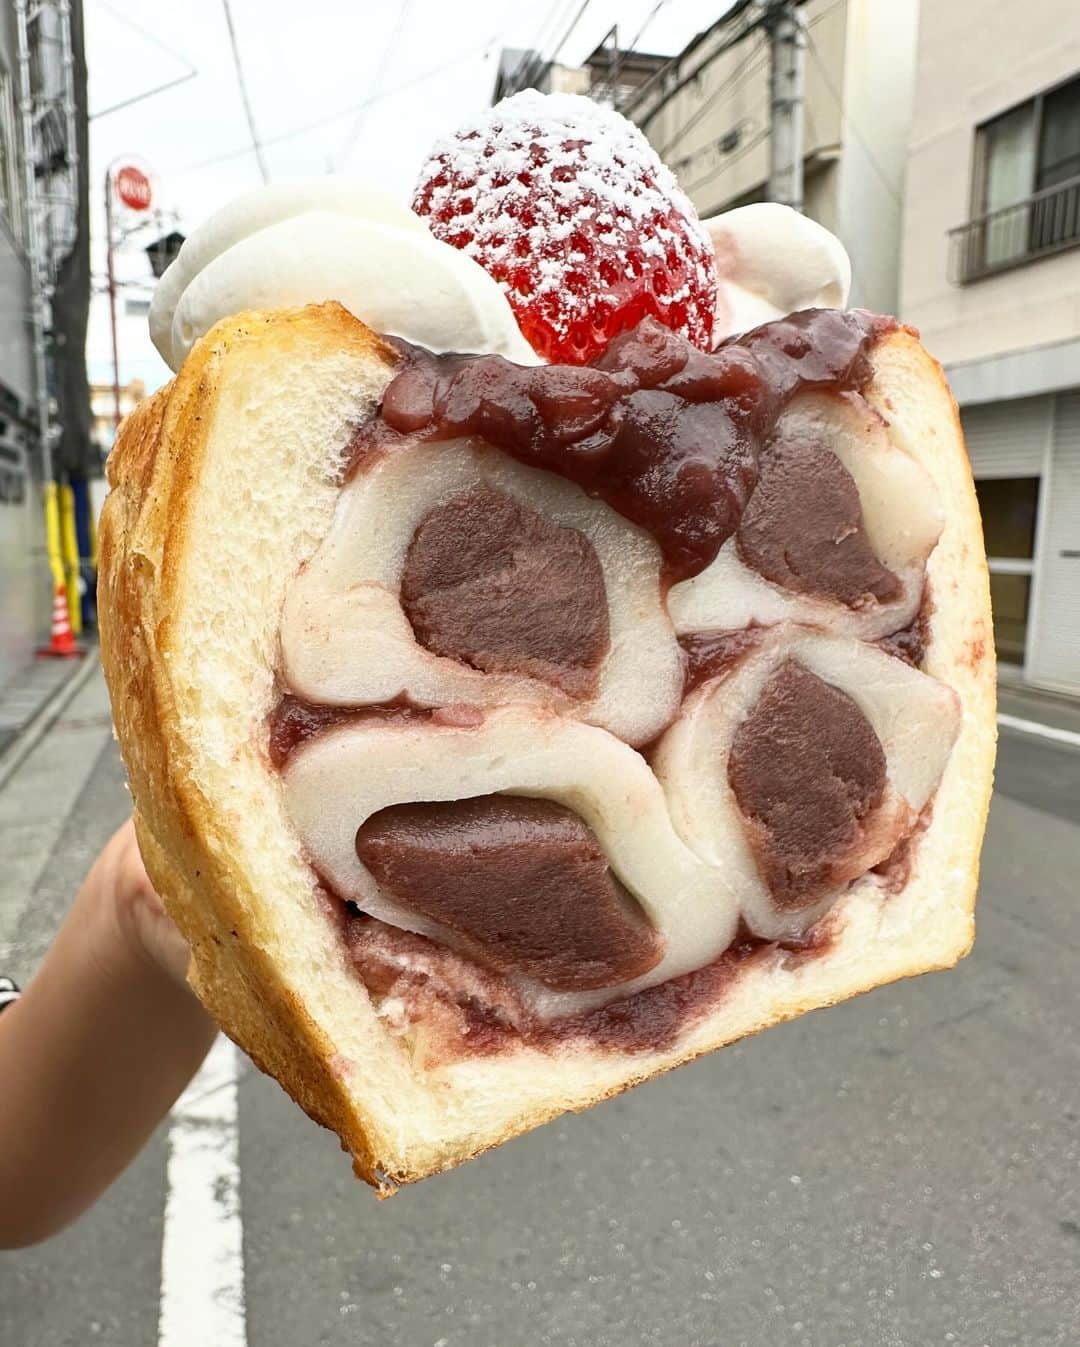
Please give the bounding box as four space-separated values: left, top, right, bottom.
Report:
100 305 401 1186
99 304 995 1191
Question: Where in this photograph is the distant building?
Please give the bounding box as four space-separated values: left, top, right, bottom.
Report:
492 38 667 108
899 0 1080 695
0 3 46 689
0 0 91 688
90 377 146 455
622 0 919 317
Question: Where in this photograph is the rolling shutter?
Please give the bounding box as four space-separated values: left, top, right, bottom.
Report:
960 396 1050 478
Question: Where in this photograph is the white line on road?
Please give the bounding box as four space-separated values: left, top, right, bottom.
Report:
159 1035 247 1347
997 712 1080 750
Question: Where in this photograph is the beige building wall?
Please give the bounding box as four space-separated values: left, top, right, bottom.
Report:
633 0 917 314
899 0 1080 696
900 0 1080 368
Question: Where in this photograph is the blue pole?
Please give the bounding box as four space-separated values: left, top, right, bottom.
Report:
71 474 96 631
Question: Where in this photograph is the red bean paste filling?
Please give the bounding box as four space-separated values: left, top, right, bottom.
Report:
267 697 487 769
728 661 887 911
679 584 931 696
679 627 766 694
354 795 663 993
878 591 931 668
356 309 895 583
343 913 830 1056
399 484 610 698
737 429 902 606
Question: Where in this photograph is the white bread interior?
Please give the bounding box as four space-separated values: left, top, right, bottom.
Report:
98 302 995 1192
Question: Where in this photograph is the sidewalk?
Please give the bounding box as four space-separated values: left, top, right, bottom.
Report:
0 658 84 757
0 656 117 973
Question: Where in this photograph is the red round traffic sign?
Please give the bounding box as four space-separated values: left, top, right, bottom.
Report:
115 164 152 211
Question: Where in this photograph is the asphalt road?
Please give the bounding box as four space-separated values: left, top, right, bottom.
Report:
1 666 1077 1347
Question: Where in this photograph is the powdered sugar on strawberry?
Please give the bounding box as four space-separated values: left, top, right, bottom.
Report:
412 90 717 364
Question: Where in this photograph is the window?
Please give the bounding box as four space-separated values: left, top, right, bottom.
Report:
1038 77 1080 189
1033 77 1080 251
951 74 1080 282
978 104 1036 268
0 67 23 244
973 477 1041 667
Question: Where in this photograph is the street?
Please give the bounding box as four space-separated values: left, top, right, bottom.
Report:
1 662 1077 1347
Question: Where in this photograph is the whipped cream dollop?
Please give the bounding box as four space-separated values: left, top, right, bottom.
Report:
150 180 852 372
149 178 538 371
702 203 852 344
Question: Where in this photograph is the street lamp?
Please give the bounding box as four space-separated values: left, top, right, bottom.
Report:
145 230 185 279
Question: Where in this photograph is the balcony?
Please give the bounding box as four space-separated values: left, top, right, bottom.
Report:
948 173 1080 284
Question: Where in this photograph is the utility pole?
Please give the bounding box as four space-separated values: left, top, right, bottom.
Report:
14 0 56 502
104 169 123 434
14 0 81 627
763 0 806 212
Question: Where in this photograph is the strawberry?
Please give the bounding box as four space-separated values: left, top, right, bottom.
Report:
412 90 717 365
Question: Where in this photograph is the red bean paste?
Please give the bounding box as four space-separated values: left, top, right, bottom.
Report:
355 795 662 992
878 590 932 668
355 309 895 582
268 696 484 769
343 913 834 1057
737 429 902 606
679 627 767 695
728 660 887 910
399 484 610 697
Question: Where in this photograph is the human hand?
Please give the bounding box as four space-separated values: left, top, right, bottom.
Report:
0 816 213 1248
90 818 193 989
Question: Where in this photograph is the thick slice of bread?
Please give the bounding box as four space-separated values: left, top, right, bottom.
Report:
98 302 995 1192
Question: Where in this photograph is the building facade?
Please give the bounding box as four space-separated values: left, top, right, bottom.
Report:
625 0 919 316
493 39 667 108
899 0 1080 695
0 0 92 690
0 3 45 691
89 376 145 456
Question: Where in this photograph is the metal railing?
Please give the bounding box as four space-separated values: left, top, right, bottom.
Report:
948 173 1080 284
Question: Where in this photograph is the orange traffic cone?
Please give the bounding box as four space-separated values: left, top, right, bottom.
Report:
38 582 83 659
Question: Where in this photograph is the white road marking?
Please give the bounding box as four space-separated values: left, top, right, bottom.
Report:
997 712 1080 750
159 1035 247 1347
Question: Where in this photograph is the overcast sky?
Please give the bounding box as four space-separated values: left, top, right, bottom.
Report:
86 0 736 395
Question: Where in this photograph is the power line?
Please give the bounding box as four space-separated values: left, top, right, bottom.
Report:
510 0 596 97
629 0 845 138
504 0 575 94
94 0 197 75
659 33 769 159
624 0 671 55
91 72 198 121
804 27 900 205
545 0 596 69
669 110 755 176
620 0 760 123
180 44 490 173
591 0 670 104
334 0 414 170
221 0 270 183
88 0 199 120
684 122 768 197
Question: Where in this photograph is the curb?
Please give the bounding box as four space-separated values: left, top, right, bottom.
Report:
0 652 102 796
